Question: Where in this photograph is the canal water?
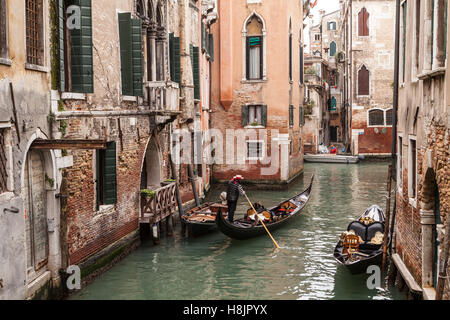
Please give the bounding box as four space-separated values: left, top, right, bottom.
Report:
71 162 405 300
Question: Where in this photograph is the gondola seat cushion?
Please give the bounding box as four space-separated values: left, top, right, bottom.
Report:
348 221 367 242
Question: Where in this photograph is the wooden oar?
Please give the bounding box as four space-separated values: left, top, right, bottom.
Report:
243 193 280 249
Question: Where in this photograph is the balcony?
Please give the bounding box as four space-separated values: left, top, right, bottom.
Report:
304 74 322 87
145 81 181 115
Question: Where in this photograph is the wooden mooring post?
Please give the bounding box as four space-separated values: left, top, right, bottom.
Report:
382 165 393 273
169 154 185 234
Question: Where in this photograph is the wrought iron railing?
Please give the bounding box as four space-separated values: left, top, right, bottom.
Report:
0 129 7 193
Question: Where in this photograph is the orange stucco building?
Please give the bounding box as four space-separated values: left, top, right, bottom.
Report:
210 0 306 186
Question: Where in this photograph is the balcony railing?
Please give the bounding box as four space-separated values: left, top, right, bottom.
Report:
304 74 322 87
145 81 180 113
140 182 177 225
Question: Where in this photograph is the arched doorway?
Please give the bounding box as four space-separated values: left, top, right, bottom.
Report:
421 168 442 289
141 138 162 190
23 149 48 281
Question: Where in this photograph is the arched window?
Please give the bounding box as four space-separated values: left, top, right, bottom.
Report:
328 21 337 30
358 65 370 96
329 41 337 57
368 109 384 126
245 14 264 80
136 0 145 17
148 0 154 21
358 7 370 36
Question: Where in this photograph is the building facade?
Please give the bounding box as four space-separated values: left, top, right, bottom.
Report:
393 0 449 300
340 0 396 156
0 0 215 299
210 0 305 186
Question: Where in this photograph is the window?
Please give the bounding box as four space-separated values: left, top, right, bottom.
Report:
300 42 304 84
409 138 417 201
357 65 370 96
190 45 200 100
289 105 294 127
248 105 263 126
247 36 262 80
314 34 321 41
358 7 370 36
401 1 407 82
289 32 293 81
26 0 44 66
59 0 94 93
242 105 267 127
368 108 393 126
368 109 384 126
385 108 393 125
398 136 403 188
413 0 421 76
96 142 117 209
247 141 264 160
245 15 264 80
169 33 181 85
118 12 143 97
0 0 8 60
329 97 337 111
328 21 337 30
0 129 7 193
299 106 305 126
329 41 337 57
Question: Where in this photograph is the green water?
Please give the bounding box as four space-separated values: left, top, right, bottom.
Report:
71 162 404 300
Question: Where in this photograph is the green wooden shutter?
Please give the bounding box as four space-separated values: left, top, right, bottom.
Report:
119 13 133 96
208 33 214 62
242 105 249 126
193 46 200 100
261 105 267 127
131 18 143 97
169 33 181 85
71 0 93 93
103 142 117 205
58 0 65 92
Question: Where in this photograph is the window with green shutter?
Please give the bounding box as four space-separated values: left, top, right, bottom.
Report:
242 105 249 127
191 46 200 100
96 142 117 208
119 13 143 97
70 0 94 93
58 0 65 92
299 106 305 126
169 33 181 85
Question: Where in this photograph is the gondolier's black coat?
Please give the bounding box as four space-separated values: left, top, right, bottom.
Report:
226 180 244 201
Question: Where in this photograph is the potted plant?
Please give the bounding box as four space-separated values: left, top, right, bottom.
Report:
140 189 156 199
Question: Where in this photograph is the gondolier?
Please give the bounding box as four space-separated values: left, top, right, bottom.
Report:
226 175 245 223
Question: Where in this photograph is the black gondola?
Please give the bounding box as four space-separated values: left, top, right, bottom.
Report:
333 205 389 274
215 176 314 240
181 203 228 237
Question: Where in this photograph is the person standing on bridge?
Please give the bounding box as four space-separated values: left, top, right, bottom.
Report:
226 175 245 223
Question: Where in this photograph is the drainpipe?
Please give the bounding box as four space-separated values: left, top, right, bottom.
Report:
391 0 400 181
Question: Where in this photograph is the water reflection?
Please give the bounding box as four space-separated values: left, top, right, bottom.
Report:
71 162 404 300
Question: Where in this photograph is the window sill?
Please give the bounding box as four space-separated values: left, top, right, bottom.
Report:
246 157 264 161
417 67 446 80
61 92 87 101
0 120 12 129
25 63 48 73
122 95 137 102
0 58 12 66
244 125 266 129
241 79 267 84
95 204 116 217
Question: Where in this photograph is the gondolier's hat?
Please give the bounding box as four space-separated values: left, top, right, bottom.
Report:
232 175 244 180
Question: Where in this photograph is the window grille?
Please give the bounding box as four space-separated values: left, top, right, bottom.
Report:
26 0 43 65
